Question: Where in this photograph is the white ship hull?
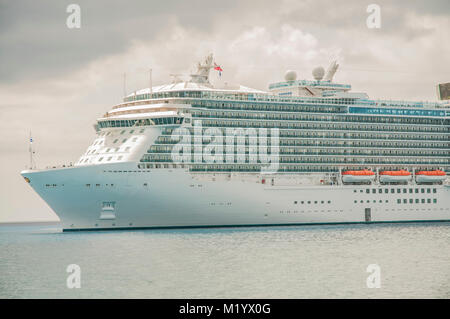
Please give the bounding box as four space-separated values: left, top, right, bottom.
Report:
20 56 450 231
21 164 450 231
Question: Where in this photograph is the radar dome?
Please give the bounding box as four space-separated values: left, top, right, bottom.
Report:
312 66 325 81
284 70 297 81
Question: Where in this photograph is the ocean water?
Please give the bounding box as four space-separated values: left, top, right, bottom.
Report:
1 222 450 299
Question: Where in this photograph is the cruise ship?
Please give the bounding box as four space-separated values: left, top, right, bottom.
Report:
21 54 450 231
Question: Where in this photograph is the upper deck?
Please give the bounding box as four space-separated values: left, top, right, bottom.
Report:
118 59 447 116
96 55 449 130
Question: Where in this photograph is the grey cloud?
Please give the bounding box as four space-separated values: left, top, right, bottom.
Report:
277 0 447 41
1 0 448 84
0 0 240 83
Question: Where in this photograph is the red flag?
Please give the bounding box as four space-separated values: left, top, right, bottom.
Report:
214 63 223 72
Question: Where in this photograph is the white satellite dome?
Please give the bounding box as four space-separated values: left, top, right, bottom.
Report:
284 70 297 81
312 66 325 81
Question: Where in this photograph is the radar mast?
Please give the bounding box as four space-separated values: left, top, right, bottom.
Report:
190 53 214 85
324 60 339 82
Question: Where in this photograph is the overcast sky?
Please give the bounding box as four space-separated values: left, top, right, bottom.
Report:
0 0 449 222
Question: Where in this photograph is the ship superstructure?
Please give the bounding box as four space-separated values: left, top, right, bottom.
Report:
21 55 450 230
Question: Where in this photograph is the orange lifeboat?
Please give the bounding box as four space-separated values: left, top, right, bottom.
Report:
379 170 411 183
342 169 375 184
415 170 446 184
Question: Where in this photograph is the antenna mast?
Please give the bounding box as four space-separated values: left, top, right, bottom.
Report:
28 131 34 170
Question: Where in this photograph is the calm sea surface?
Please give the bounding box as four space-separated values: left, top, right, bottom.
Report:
1 222 450 298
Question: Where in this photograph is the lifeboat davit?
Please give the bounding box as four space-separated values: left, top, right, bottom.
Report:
379 170 411 183
342 169 375 183
415 170 447 184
